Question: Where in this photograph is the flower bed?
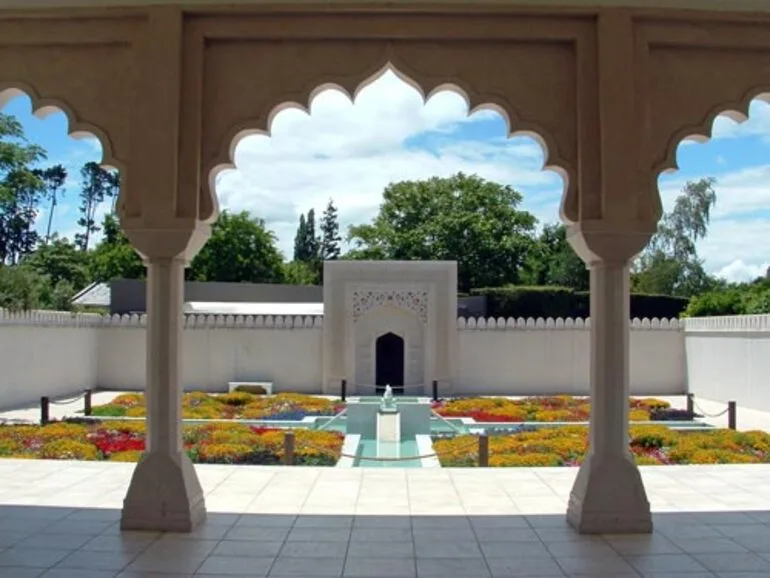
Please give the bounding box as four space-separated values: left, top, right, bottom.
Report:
433 425 770 467
0 421 343 466
90 392 344 420
432 395 676 422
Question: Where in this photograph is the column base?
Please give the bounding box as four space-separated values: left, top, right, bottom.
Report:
567 452 652 534
121 451 206 532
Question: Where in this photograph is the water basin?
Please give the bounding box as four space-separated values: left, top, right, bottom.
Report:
354 437 423 468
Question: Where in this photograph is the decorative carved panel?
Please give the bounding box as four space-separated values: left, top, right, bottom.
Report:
351 289 429 324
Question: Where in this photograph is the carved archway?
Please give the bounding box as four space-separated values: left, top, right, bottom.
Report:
375 331 406 393
0 83 124 174
641 17 770 202
194 11 586 227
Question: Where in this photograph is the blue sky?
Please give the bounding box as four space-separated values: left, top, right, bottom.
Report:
3 71 769 282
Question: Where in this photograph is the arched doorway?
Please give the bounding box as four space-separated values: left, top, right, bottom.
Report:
375 332 405 394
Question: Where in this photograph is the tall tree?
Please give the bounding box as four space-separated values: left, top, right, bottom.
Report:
346 173 538 292
293 213 308 262
633 177 719 297
33 164 67 244
304 208 319 263
319 199 342 261
188 211 285 283
0 113 47 264
75 162 119 251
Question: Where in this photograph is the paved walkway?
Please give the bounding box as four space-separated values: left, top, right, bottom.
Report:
0 460 769 577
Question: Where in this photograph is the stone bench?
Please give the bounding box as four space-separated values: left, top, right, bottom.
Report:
228 381 273 395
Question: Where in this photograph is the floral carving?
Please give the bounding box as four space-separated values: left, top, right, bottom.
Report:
351 289 428 324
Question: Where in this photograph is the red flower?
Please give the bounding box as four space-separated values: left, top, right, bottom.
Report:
89 432 145 456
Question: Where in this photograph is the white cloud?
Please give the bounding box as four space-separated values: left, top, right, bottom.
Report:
658 164 770 219
711 97 770 140
717 259 769 283
215 70 563 260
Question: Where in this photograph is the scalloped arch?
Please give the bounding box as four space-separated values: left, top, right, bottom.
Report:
655 86 770 179
207 60 572 221
0 81 123 175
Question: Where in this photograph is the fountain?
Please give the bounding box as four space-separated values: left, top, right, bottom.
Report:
334 385 435 467
375 385 401 458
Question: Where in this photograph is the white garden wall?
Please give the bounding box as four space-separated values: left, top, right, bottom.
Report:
684 315 770 412
455 317 685 396
98 314 323 393
0 309 692 409
0 310 101 409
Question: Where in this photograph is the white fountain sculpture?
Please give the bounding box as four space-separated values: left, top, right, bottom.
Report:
377 384 401 448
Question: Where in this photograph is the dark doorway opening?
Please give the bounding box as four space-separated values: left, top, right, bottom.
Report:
375 332 405 395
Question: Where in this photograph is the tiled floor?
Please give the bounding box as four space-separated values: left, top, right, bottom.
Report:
0 460 769 577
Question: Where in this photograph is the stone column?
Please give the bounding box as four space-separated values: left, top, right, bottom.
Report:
120 256 206 532
566 226 653 534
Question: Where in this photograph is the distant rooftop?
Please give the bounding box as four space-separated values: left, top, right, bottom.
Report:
184 301 324 316
71 282 111 308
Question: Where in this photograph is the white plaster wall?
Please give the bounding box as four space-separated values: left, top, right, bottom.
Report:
0 311 100 408
14 311 770 410
97 315 323 393
455 317 686 396
684 315 770 412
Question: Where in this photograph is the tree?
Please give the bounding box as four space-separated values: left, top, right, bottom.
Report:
293 213 308 262
0 265 45 311
319 199 342 261
89 213 145 281
346 173 538 292
33 164 67 244
22 235 91 292
522 223 588 290
633 177 719 297
283 260 318 285
75 162 119 251
188 211 285 283
0 113 47 264
293 208 320 264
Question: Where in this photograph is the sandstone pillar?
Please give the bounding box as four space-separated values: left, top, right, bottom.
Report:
120 254 206 532
566 225 654 534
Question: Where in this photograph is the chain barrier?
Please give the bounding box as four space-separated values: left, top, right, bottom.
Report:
692 401 730 418
48 391 89 406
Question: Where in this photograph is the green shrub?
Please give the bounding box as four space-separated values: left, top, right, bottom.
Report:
471 285 580 319
91 405 127 417
683 290 744 317
471 286 688 319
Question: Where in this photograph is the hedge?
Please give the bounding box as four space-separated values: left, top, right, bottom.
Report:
470 286 689 319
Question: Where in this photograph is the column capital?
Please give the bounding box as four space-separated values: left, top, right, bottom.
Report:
566 219 657 268
120 217 211 263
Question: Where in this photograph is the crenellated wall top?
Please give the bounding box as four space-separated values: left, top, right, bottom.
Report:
0 310 324 329
682 314 770 333
0 309 689 331
6 310 770 331
457 316 682 330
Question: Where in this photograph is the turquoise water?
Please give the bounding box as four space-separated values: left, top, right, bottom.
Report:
353 437 423 468
313 417 715 434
